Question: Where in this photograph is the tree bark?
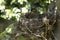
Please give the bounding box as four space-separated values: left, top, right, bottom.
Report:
56 0 60 33
54 0 60 40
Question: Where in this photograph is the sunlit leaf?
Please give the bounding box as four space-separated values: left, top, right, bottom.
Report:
0 0 5 5
1 15 6 19
5 9 12 14
6 24 14 34
11 0 16 4
22 7 28 14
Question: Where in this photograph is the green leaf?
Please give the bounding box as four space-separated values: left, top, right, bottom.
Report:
19 36 26 40
6 24 14 34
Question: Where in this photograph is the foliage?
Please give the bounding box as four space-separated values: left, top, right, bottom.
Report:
0 0 52 21
0 24 14 40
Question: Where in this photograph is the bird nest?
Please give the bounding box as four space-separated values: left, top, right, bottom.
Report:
14 13 56 40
